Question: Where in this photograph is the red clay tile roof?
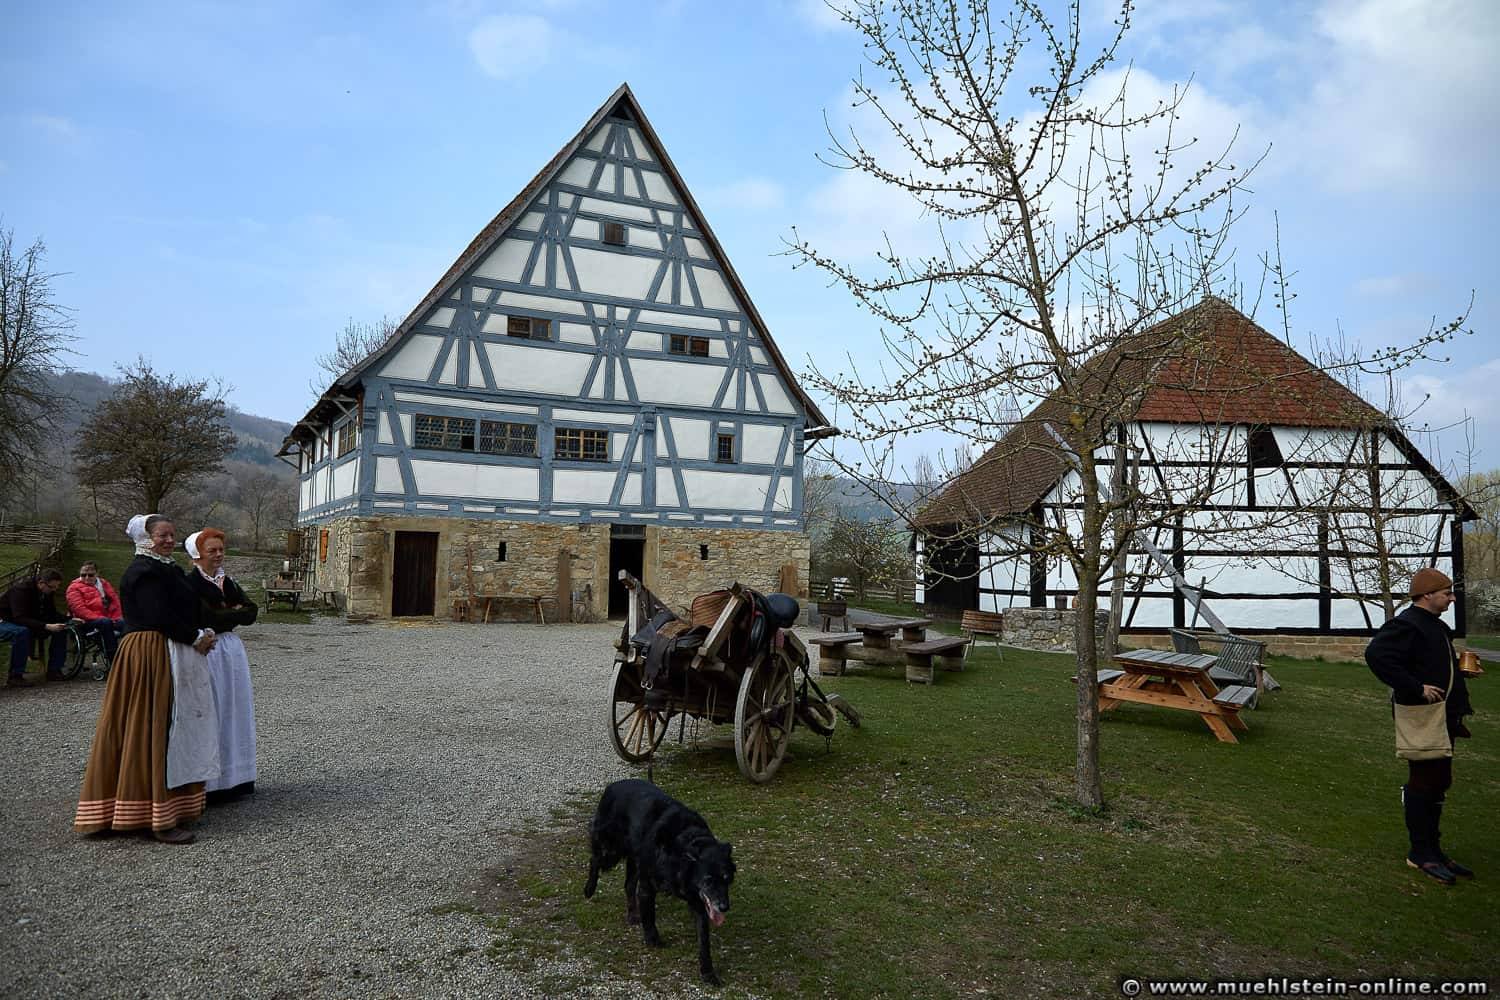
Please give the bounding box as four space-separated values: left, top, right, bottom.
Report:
915 297 1470 527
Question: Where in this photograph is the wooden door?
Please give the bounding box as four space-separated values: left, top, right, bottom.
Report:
391 531 439 616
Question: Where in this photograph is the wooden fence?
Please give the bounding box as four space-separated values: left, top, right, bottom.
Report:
0 523 75 594
808 578 919 603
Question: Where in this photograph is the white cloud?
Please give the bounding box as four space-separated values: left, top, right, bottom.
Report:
468 14 554 78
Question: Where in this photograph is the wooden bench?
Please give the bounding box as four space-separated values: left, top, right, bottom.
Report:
902 635 971 685
961 610 1005 660
816 598 849 632
853 619 931 648
1212 685 1257 711
454 594 547 624
262 579 303 612
809 633 865 676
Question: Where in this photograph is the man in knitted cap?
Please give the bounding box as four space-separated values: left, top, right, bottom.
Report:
1364 567 1475 884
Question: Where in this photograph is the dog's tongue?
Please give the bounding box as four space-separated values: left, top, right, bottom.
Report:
702 893 725 927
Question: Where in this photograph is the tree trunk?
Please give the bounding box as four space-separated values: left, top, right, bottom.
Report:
1074 451 1105 810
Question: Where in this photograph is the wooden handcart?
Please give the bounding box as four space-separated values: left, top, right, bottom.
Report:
607 571 859 783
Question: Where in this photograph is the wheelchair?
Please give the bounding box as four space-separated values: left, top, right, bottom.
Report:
57 622 114 681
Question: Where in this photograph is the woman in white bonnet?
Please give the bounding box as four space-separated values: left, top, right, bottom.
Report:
73 514 218 845
185 527 259 801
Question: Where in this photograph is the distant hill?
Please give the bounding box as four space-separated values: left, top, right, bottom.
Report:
48 370 294 469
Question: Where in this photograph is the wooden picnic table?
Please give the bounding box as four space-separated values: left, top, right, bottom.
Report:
811 623 968 685
852 617 934 648
1091 648 1250 744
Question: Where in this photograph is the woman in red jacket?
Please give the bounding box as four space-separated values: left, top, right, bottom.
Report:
65 562 126 661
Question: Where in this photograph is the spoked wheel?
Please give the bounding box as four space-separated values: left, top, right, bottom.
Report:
607 661 670 763
734 650 795 783
58 628 85 681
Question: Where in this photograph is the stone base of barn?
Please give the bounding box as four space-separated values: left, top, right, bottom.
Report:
301 515 809 622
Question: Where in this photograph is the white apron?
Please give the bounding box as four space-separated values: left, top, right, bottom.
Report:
166 639 221 789
203 631 257 791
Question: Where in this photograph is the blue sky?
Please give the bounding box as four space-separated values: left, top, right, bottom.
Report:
4 0 1497 478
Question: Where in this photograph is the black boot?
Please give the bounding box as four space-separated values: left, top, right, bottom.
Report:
1431 797 1474 879
1403 786 1455 885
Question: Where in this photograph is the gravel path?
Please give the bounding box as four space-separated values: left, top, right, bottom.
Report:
0 616 716 999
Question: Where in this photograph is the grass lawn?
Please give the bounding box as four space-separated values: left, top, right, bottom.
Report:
0 542 43 574
1463 634 1500 652
475 647 1497 998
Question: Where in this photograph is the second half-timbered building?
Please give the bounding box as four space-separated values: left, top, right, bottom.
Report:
914 298 1476 644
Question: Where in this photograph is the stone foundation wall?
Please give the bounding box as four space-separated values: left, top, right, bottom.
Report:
650 526 811 613
304 515 809 621
1003 608 1110 655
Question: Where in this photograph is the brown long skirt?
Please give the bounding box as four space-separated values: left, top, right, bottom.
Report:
74 631 205 833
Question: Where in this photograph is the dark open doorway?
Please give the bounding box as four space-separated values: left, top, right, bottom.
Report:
391 531 439 616
608 526 645 618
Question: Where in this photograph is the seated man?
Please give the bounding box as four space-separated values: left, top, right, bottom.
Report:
0 567 74 686
65 561 126 660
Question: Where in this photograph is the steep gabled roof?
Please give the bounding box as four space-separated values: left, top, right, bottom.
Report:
282 83 833 452
915 297 1474 527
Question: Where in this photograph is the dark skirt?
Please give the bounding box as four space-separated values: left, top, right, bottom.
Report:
74 631 205 832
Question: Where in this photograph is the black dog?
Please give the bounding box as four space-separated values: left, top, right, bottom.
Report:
583 779 735 986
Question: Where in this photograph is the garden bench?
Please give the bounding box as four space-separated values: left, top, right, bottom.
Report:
961 609 1005 660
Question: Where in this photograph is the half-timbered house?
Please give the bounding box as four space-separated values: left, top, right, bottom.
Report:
914 298 1476 650
279 84 835 619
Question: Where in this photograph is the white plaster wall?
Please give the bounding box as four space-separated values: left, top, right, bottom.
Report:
666 418 710 459
380 334 444 380
742 424 784 464
635 308 721 332
559 323 595 346
681 469 775 511
332 459 358 500
427 307 455 329
553 469 616 504
640 170 676 205
689 267 736 312
553 408 636 427
633 360 720 407
571 247 661 301
499 290 588 316
474 238 534 282
468 345 484 387
393 391 536 416
754 373 794 414
577 195 655 223
656 469 679 507
620 473 641 506
375 457 403 494
483 343 593 395
378 411 393 445
627 332 660 351
410 459 539 501
437 345 459 385
300 479 312 512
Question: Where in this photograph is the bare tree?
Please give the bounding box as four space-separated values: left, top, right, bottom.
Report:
787 1 1463 807
0 223 74 506
242 468 297 552
823 515 911 599
73 359 238 513
312 316 399 391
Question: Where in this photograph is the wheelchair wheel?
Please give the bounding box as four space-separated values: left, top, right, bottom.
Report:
59 628 86 681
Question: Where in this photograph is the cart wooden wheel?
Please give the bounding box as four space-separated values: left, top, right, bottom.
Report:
734 650 796 783
607 661 670 763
